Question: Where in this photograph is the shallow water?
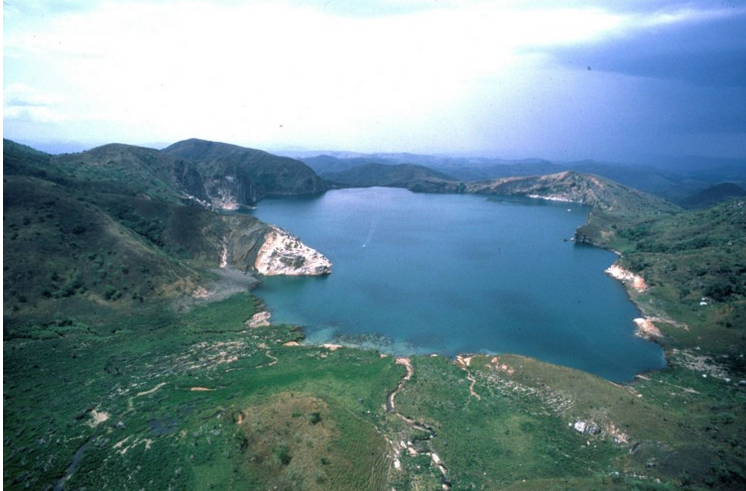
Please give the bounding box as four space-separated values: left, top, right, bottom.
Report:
251 187 665 382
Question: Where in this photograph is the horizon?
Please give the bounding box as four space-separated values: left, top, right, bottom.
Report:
8 136 746 171
4 0 746 165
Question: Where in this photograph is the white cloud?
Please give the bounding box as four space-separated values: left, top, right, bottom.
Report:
3 83 67 123
3 0 744 159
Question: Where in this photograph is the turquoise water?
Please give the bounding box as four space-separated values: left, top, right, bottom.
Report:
251 187 665 382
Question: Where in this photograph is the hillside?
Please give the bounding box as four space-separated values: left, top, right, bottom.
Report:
679 182 746 209
298 151 746 207
2 139 324 334
164 138 328 205
604 198 746 353
467 170 680 215
321 162 463 192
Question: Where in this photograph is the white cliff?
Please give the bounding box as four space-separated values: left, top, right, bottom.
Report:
605 264 648 292
254 226 332 276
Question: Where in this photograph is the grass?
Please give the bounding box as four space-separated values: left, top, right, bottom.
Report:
3 291 402 490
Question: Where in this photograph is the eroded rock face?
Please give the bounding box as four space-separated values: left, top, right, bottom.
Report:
203 173 256 211
254 227 332 276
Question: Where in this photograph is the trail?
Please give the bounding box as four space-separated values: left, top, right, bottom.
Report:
455 355 481 401
386 357 451 490
255 344 278 368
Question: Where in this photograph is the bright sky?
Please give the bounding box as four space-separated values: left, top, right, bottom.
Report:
4 0 746 162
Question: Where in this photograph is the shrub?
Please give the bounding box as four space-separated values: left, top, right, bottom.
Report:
275 444 291 465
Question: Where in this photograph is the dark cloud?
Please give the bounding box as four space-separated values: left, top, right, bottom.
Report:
552 10 746 87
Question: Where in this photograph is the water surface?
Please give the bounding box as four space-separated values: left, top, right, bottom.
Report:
251 187 665 382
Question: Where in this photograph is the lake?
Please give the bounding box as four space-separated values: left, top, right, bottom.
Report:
250 187 665 382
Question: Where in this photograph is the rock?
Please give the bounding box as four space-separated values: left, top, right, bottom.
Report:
573 420 600 435
254 226 331 276
247 311 271 328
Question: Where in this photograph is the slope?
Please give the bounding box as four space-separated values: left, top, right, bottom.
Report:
163 138 328 205
322 162 462 192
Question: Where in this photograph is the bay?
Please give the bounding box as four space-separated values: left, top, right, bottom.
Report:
250 187 665 382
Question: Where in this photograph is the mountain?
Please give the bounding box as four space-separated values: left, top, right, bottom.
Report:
298 151 746 206
52 142 213 205
321 162 463 192
300 152 561 181
163 138 327 206
3 139 327 333
466 171 679 215
679 182 746 208
301 154 391 174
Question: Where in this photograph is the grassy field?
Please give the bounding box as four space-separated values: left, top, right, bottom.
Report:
4 292 404 490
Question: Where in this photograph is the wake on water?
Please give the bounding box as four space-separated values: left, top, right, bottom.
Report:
362 217 378 247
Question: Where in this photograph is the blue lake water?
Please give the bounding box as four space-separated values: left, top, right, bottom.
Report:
250 187 665 382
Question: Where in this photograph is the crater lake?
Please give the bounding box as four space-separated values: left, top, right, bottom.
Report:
250 187 666 382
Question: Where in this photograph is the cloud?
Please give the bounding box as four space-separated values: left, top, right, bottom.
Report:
3 83 66 123
548 7 746 87
3 0 745 160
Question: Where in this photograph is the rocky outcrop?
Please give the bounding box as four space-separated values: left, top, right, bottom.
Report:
202 168 257 210
254 227 331 276
605 264 648 292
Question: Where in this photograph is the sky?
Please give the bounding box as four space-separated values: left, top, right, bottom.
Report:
4 0 746 162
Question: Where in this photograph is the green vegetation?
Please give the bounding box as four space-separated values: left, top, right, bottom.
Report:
581 199 746 356
4 292 401 490
322 162 463 193
4 139 746 490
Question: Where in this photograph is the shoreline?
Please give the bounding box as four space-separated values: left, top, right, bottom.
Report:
248 223 675 387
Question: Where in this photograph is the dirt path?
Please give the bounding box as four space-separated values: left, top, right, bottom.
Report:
386 357 413 413
255 343 278 368
385 357 451 489
455 355 481 401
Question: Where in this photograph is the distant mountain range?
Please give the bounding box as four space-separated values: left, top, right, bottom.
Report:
299 152 746 207
322 162 463 193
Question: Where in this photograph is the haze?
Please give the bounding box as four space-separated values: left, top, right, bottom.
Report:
4 0 746 163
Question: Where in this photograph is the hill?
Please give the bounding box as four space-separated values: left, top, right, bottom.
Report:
2 139 324 335
321 162 463 192
679 182 746 209
164 138 328 205
466 170 680 215
298 151 746 207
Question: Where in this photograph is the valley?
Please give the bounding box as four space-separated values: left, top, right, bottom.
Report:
4 138 746 490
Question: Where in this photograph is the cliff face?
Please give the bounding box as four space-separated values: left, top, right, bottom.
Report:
202 164 258 210
163 139 328 208
254 226 332 276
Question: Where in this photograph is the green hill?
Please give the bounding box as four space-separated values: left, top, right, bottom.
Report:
680 182 746 209
163 138 328 204
467 170 680 214
3 139 274 334
321 162 463 193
